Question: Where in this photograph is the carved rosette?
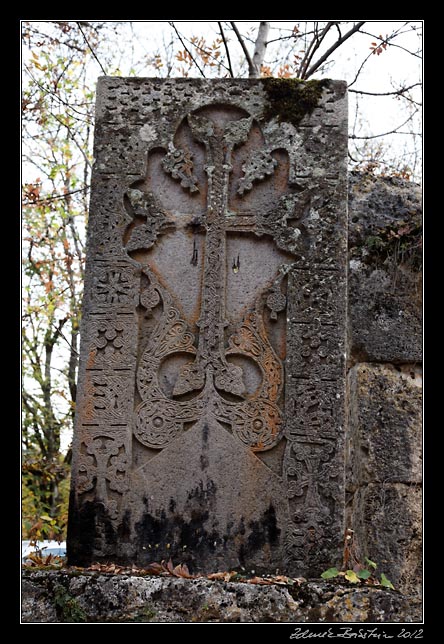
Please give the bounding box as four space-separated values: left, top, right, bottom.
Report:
90 264 138 311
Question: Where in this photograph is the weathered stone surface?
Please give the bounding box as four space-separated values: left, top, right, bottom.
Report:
348 484 422 600
348 171 422 364
68 78 349 576
346 363 422 597
347 363 422 487
21 570 421 623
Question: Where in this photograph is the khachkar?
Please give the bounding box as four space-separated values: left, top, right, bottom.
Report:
67 78 348 577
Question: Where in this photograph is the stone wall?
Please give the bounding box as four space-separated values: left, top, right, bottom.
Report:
346 171 422 599
22 569 422 623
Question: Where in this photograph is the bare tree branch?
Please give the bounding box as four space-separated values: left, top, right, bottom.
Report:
218 22 234 78
360 28 422 58
76 22 107 75
169 22 206 78
298 21 335 79
349 110 418 140
54 322 80 357
266 33 298 45
304 21 366 79
348 82 421 97
347 48 375 90
230 21 255 77
348 27 421 90
252 21 270 77
334 23 342 40
22 186 90 207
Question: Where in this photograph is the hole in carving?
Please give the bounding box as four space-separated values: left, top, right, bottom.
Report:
158 353 197 398
214 387 245 403
217 420 233 435
226 355 262 397
360 445 369 457
190 239 198 266
183 421 198 432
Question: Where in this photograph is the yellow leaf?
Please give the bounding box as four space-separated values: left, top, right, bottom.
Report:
345 570 360 584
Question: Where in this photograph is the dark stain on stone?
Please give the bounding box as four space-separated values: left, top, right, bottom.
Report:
134 508 219 572
187 479 217 506
200 454 209 470
246 504 280 552
67 492 118 567
118 510 131 541
180 509 213 549
135 510 166 548
197 424 210 469
134 478 221 571
202 422 209 447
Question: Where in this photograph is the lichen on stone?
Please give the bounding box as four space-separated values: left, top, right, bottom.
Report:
262 78 330 127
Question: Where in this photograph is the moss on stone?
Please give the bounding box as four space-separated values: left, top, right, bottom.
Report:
53 584 87 623
262 78 330 127
129 604 157 622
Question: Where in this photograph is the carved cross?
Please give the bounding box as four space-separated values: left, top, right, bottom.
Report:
125 105 296 452
172 112 256 399
77 436 129 513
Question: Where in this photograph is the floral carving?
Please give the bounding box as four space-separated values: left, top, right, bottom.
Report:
92 266 136 307
162 143 199 193
86 317 134 369
238 149 278 195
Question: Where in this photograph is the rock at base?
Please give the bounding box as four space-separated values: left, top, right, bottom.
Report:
21 569 422 623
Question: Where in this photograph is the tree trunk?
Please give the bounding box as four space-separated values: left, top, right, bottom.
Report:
252 21 270 78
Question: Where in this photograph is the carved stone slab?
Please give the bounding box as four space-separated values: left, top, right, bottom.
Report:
68 78 348 576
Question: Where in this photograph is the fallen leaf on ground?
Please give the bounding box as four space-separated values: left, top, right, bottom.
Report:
207 571 238 582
